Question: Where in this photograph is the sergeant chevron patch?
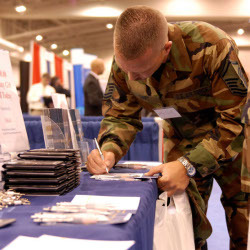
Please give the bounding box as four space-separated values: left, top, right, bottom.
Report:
220 60 247 97
103 82 116 100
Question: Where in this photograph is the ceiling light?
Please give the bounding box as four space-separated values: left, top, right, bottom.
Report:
15 5 26 13
82 7 121 17
24 53 32 62
36 35 43 41
237 28 245 35
106 23 113 29
167 0 201 16
63 50 69 56
51 44 58 49
0 38 24 52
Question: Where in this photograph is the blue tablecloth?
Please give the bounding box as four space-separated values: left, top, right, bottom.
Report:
0 172 158 249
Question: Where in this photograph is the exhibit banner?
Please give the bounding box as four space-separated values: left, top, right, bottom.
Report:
0 50 30 153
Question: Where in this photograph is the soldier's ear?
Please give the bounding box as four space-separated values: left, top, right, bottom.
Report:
163 41 172 55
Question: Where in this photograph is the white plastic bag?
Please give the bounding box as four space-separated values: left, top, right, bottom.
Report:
153 191 195 250
248 212 250 250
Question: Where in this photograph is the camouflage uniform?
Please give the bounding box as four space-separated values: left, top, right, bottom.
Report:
241 77 250 244
241 89 250 194
98 21 249 249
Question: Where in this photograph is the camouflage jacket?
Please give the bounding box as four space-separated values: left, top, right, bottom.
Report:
241 89 250 193
98 21 248 245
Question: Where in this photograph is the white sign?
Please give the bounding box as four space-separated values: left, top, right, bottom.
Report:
154 107 181 119
52 93 68 109
0 50 29 153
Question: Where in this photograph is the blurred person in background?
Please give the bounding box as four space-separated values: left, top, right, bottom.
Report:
27 73 55 115
50 76 71 98
83 58 105 116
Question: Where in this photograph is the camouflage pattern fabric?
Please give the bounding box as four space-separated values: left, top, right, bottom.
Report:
193 152 248 249
241 89 250 193
98 21 249 248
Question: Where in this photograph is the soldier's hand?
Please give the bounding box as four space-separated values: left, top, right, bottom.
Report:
145 161 190 196
86 149 115 175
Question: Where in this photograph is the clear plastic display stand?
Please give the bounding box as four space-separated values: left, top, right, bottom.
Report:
41 108 95 166
41 108 73 149
41 115 70 149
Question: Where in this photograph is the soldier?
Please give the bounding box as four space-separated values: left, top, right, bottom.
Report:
86 6 249 249
242 83 250 194
241 75 250 248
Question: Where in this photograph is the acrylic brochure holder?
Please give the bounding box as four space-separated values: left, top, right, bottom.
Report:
41 108 95 165
41 115 68 149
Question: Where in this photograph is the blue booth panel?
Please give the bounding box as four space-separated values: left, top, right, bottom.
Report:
24 120 159 161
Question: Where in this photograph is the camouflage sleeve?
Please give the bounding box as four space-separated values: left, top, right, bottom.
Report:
185 38 248 177
241 89 250 192
97 59 143 162
241 92 250 124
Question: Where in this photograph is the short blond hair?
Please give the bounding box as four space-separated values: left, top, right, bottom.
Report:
114 6 168 60
91 58 104 72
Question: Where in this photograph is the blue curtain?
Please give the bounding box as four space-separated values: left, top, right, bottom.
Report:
73 65 84 115
24 120 159 161
82 68 90 116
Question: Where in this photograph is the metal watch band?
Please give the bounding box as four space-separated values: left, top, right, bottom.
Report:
177 156 196 177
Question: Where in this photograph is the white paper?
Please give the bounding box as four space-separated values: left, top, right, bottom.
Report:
4 235 135 250
40 235 135 250
71 195 140 212
154 107 181 119
3 236 42 250
52 93 68 109
117 160 162 167
0 50 29 153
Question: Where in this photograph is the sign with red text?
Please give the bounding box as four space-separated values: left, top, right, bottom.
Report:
0 50 29 153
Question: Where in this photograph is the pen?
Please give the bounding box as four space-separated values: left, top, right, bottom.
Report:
94 138 109 174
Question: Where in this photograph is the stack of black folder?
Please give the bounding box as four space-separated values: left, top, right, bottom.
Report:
2 149 81 195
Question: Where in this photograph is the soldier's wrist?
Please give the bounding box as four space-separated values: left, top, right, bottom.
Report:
177 156 196 177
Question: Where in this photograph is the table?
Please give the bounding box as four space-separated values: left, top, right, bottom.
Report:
0 171 158 250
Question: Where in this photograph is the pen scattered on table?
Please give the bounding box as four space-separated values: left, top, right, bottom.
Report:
0 190 30 210
91 173 159 182
94 138 109 174
31 195 141 225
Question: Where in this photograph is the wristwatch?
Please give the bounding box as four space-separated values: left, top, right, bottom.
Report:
177 156 196 177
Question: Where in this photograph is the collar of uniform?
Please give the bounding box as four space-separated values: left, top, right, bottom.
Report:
167 23 192 72
90 71 99 80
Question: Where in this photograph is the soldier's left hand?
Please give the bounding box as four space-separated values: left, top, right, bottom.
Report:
145 161 190 196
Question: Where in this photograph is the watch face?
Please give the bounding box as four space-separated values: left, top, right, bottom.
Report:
187 166 196 177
